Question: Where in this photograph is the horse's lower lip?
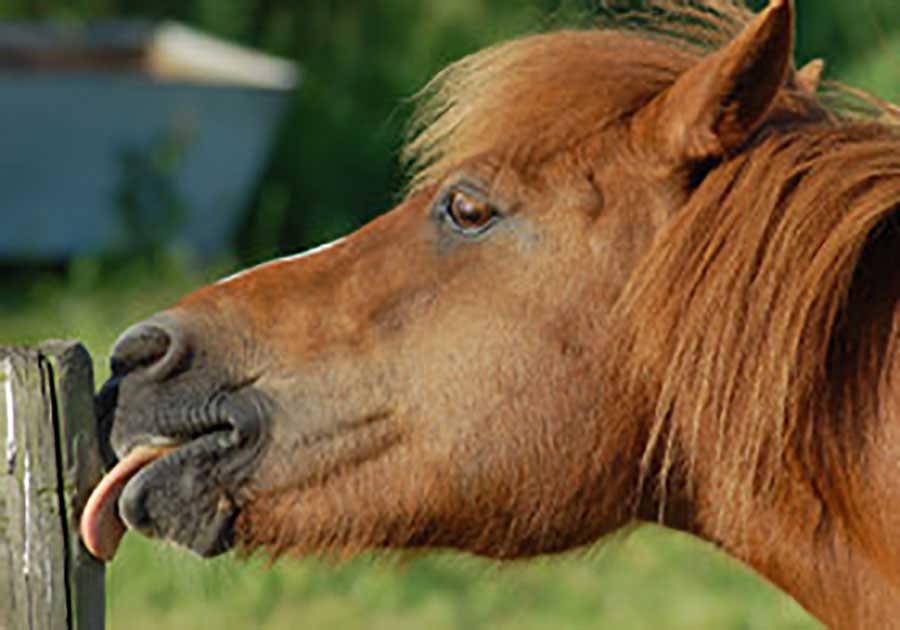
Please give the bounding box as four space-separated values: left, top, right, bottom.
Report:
80 443 181 561
117 427 247 557
117 440 193 534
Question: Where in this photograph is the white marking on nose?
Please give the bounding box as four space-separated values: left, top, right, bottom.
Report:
216 236 346 285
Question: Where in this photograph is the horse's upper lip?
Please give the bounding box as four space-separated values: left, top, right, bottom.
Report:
95 375 123 469
97 375 265 468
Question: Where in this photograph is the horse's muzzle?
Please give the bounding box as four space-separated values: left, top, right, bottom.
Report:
84 312 269 559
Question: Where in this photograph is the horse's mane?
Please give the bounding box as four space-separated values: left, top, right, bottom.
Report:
404 1 898 188
402 2 750 189
619 124 900 546
404 1 900 550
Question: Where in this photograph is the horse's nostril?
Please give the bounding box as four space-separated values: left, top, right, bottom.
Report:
110 319 186 381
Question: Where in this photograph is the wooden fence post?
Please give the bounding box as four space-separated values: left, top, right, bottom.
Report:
0 342 105 630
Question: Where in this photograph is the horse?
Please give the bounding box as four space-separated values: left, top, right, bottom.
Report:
80 1 900 627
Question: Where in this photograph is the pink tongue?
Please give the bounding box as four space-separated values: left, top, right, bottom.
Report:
80 445 176 562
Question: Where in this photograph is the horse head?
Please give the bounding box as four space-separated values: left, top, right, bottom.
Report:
83 2 900 626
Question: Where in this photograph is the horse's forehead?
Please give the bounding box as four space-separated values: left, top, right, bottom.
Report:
405 31 695 190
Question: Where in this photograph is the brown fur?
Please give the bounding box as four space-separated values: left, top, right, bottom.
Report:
111 1 900 626
617 124 900 546
408 0 900 559
233 2 900 624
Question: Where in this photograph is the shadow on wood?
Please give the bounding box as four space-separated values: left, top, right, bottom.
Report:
0 342 104 630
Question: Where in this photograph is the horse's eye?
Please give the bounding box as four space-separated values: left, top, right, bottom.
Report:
446 191 495 233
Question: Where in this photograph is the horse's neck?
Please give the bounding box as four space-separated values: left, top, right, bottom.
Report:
689 264 900 628
696 484 900 627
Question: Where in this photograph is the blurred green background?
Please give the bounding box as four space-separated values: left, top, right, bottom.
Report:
1 0 897 628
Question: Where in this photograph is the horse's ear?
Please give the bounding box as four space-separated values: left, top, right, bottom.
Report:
636 0 794 164
794 59 825 95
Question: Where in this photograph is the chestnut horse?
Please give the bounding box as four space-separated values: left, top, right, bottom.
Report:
82 1 900 627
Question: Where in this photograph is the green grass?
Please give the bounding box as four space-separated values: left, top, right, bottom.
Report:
844 33 900 103
1 258 820 629
105 529 818 630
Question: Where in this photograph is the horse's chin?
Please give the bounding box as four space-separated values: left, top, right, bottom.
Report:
116 432 243 557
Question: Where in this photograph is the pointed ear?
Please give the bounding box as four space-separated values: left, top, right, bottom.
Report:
636 0 794 164
794 59 825 95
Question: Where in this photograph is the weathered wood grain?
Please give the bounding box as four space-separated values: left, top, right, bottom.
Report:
0 342 104 630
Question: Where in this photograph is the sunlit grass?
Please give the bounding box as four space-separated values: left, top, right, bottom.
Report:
105 527 817 630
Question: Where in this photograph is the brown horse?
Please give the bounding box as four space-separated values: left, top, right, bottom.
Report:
81 1 900 626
